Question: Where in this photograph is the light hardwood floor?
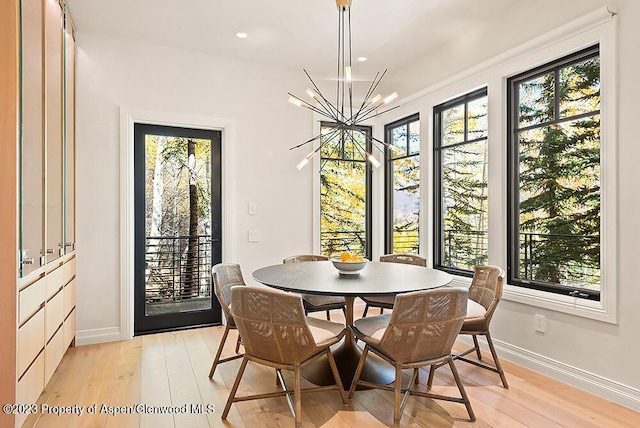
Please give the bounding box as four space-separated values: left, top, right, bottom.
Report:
24 310 640 428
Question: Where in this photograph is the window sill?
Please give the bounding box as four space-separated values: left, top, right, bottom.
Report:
449 275 617 324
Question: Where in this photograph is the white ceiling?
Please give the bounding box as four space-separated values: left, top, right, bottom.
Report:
65 0 519 80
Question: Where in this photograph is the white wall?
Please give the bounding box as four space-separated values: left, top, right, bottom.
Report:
75 0 640 411
75 34 317 341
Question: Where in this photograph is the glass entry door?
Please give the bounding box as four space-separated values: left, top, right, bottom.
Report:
134 123 222 334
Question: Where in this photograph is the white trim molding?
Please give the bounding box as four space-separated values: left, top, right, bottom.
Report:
459 335 640 412
76 327 122 346
119 107 237 340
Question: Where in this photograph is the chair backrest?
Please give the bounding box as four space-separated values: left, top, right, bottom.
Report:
468 265 504 323
212 263 246 321
283 254 329 263
379 287 468 364
230 286 319 365
379 253 427 267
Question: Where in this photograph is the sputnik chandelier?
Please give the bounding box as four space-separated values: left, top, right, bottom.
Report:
288 0 400 170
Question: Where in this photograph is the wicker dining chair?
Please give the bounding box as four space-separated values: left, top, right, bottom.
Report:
208 263 245 379
283 254 346 320
221 286 348 428
360 253 427 317
427 265 509 388
348 287 475 423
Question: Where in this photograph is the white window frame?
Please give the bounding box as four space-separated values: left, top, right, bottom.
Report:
494 9 617 323
385 6 617 323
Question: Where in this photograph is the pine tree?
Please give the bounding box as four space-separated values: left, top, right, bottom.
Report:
517 56 600 287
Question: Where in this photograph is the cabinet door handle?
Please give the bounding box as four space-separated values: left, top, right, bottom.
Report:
46 248 55 254
22 257 35 265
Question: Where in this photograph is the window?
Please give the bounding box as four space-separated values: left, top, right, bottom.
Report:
507 45 601 300
319 122 372 259
434 88 489 275
384 114 420 254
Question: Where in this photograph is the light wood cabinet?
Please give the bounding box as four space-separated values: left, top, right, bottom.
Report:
0 0 77 426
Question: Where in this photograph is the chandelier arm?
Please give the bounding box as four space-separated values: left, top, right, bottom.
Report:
303 70 344 122
320 158 329 173
347 6 353 119
336 6 343 120
370 135 395 151
288 93 341 120
288 128 334 151
357 104 401 123
368 135 392 155
346 131 370 161
355 71 381 115
351 70 388 123
289 126 343 152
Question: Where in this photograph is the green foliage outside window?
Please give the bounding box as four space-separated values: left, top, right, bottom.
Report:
435 91 489 272
514 51 601 290
320 125 370 257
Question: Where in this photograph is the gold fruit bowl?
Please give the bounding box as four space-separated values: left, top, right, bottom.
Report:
330 258 368 275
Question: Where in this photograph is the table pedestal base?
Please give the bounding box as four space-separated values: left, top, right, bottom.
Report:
302 340 394 390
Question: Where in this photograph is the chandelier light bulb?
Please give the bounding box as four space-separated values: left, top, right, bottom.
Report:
296 158 309 170
288 96 303 107
368 94 382 104
345 66 352 82
384 92 398 104
306 88 319 100
296 151 317 170
367 153 381 168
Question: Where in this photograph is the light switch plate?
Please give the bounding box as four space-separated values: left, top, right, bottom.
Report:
248 230 261 242
248 203 257 215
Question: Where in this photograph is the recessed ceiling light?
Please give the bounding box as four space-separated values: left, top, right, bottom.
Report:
236 32 248 39
357 56 367 62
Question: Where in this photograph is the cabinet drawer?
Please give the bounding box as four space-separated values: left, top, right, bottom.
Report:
45 290 65 341
18 309 45 377
64 278 75 317
64 308 76 348
45 326 66 385
19 276 46 324
16 351 45 428
46 262 66 298
67 256 76 276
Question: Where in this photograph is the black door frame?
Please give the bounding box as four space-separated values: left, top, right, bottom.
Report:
133 123 222 335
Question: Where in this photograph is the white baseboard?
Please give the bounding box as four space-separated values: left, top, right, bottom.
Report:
461 336 640 412
75 327 122 346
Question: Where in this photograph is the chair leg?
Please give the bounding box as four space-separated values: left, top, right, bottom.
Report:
379 307 384 315
448 358 475 421
327 350 348 405
393 365 403 423
294 366 302 428
221 355 249 420
326 310 331 321
485 331 509 388
426 364 436 389
362 304 370 318
348 346 369 399
209 324 231 379
235 334 242 354
472 334 482 360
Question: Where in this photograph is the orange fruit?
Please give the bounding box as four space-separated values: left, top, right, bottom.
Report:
340 252 353 262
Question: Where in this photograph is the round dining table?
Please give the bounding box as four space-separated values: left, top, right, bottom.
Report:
252 260 452 389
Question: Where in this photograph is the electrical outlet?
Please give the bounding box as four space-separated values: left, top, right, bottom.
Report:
534 314 546 333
